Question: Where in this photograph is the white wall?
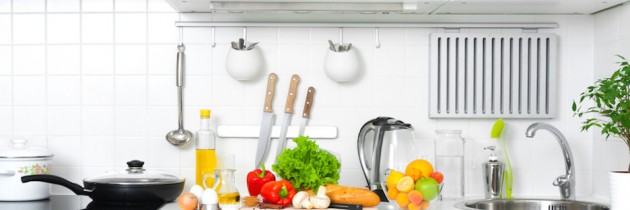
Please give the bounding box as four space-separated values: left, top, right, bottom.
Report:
592 2 630 200
0 0 598 198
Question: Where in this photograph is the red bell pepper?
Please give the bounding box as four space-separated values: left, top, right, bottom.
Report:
246 164 276 196
260 180 296 207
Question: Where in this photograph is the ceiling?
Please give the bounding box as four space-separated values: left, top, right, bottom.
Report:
165 0 629 15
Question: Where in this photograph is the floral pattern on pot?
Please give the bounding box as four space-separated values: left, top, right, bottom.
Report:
17 163 51 175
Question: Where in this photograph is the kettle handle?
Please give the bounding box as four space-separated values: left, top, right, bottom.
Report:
357 123 376 187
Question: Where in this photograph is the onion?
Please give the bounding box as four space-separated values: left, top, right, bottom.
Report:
178 192 199 210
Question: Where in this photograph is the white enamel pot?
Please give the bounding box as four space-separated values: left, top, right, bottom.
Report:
0 139 53 201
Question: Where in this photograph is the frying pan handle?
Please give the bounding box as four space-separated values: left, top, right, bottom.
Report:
21 174 88 196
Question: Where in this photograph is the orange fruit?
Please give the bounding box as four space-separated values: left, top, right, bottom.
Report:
386 170 405 187
405 159 434 180
420 201 430 210
395 192 410 208
408 202 422 210
396 176 415 193
387 186 399 200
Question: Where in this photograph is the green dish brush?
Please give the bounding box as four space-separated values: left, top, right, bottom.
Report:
491 118 513 199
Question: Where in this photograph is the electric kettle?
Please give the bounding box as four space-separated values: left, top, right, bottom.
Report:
357 117 416 201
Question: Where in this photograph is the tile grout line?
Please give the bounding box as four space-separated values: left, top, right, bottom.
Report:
44 0 49 145
9 0 13 139
78 0 84 174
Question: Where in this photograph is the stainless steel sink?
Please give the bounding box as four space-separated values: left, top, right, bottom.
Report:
454 199 609 210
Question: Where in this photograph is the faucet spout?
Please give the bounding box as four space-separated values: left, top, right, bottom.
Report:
525 122 576 200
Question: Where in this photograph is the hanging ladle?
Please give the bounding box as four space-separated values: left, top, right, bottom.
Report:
166 44 193 147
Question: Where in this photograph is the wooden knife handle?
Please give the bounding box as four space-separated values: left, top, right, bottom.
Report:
284 74 300 113
263 73 278 113
302 87 315 118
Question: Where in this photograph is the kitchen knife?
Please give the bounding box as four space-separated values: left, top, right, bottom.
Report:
298 87 315 137
275 74 300 162
254 73 278 168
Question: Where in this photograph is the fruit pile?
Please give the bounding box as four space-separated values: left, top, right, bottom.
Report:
385 159 443 210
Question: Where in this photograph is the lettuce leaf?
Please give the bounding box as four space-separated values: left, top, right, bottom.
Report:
272 136 340 190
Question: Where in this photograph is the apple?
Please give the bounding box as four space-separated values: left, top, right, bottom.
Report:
414 177 439 201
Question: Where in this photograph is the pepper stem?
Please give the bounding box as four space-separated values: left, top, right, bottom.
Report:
279 186 288 198
259 163 266 178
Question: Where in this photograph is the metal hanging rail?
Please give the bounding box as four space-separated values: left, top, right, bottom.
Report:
174 21 558 29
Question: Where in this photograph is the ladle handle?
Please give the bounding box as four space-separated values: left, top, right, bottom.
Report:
176 44 185 130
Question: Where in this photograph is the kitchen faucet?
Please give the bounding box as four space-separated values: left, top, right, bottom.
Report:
525 122 576 200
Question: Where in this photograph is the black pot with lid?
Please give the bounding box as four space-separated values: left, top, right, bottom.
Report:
22 160 185 204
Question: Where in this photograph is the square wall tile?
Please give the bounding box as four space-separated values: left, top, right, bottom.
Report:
13 107 46 136
13 46 45 75
340 77 373 107
113 138 149 164
185 44 212 75
146 107 175 137
13 14 45 44
47 106 81 136
147 138 180 167
0 0 10 13
374 44 405 77
277 44 309 76
82 45 114 74
81 137 115 167
115 45 146 74
114 107 146 136
0 107 11 135
0 15 10 44
81 106 114 136
115 76 147 105
82 14 114 44
47 76 81 105
147 75 175 105
13 76 45 105
82 76 114 105
373 76 405 107
0 77 11 105
115 0 146 12
82 0 113 12
50 167 82 194
47 14 80 44
148 13 178 43
148 45 175 75
13 0 45 12
47 0 80 12
115 14 147 43
0 46 10 75
48 136 81 167
211 76 243 106
185 76 213 106
48 45 80 75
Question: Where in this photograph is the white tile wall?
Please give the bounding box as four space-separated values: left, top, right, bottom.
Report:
0 0 605 199
592 2 630 199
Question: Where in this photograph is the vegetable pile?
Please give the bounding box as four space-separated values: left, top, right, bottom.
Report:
272 136 341 190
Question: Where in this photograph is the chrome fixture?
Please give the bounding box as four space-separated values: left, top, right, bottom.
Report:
455 198 609 210
525 122 575 200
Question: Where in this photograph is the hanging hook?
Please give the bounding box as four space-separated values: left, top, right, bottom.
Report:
375 28 381 48
243 27 248 43
338 28 344 45
178 26 183 46
211 27 216 48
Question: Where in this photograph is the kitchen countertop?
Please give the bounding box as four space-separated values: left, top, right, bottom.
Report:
3 195 607 210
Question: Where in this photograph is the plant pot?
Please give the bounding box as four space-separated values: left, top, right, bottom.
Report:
609 171 630 210
0 139 53 201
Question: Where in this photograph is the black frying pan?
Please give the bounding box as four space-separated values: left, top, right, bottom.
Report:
21 160 184 204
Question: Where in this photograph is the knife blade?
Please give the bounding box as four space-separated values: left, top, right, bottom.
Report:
254 73 278 168
275 74 300 162
299 87 315 137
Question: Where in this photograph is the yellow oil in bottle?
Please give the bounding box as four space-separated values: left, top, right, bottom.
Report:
195 149 217 187
217 192 240 204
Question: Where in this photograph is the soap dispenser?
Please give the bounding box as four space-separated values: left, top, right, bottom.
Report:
483 146 504 199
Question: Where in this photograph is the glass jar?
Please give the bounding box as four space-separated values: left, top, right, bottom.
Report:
434 130 464 200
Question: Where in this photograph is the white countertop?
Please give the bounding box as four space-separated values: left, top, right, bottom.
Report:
160 196 610 210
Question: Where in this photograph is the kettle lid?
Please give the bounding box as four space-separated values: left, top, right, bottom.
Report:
369 117 412 129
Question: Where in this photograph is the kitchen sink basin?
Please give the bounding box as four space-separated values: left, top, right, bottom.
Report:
454 198 609 210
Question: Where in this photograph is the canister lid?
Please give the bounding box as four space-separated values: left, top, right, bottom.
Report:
0 139 53 159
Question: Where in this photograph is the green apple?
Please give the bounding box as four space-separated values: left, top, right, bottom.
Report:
414 177 439 201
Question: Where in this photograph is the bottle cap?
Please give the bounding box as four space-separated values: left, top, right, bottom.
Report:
200 109 211 119
484 146 499 162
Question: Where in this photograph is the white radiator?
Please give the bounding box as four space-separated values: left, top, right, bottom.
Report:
429 33 557 119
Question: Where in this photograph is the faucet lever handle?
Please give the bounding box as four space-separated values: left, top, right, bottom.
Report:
553 175 569 186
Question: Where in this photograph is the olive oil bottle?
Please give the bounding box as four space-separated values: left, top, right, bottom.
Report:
196 109 217 188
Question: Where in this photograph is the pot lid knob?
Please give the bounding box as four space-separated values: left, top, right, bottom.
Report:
11 139 27 148
126 160 146 174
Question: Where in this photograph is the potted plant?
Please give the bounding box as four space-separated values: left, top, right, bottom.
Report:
572 55 630 209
